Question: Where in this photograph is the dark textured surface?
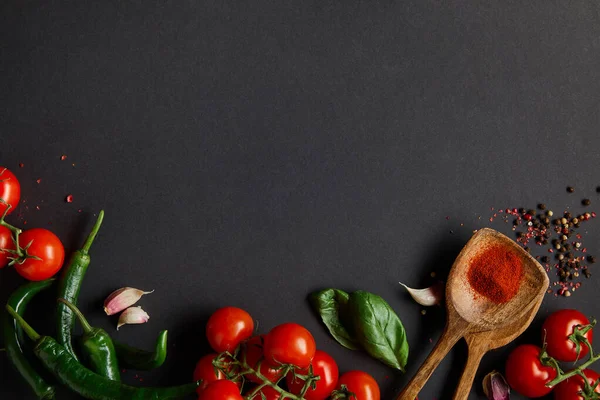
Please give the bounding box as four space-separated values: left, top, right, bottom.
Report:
1 1 599 399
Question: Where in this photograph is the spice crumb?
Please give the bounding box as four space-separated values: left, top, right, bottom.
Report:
567 186 575 193
60 155 67 160
18 163 24 168
65 195 74 203
36 179 41 184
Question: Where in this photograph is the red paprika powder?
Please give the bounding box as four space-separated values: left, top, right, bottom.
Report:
467 244 523 303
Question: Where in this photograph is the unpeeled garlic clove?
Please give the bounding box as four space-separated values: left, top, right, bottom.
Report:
117 306 150 330
104 287 153 315
483 370 510 400
399 281 444 306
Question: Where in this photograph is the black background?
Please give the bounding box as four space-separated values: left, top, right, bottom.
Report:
1 1 600 399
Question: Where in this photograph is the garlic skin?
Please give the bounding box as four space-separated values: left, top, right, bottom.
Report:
483 370 510 400
399 281 444 306
104 287 153 315
117 306 150 330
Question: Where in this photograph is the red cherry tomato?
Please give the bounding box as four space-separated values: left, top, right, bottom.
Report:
197 379 242 400
336 370 380 400
193 353 239 394
542 309 593 362
206 307 254 353
505 344 557 398
0 225 15 268
0 167 21 216
263 323 316 369
242 335 283 383
286 350 339 400
553 369 600 400
14 228 65 281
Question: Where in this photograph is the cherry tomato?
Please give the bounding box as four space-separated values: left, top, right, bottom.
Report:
286 350 339 400
242 335 283 383
505 344 557 398
197 379 243 400
14 228 65 281
0 225 15 268
263 323 316 369
542 309 593 362
206 307 254 353
193 353 240 394
336 370 380 400
553 369 600 400
0 167 21 216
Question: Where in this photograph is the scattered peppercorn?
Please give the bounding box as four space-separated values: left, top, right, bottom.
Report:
538 203 546 210
567 186 575 193
583 199 591 206
588 256 596 264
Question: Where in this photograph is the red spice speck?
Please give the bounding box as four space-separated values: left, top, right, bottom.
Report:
36 179 41 184
36 206 40 210
19 163 24 168
66 195 73 203
60 155 67 160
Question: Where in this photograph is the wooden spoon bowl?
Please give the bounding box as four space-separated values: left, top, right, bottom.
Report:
397 228 549 400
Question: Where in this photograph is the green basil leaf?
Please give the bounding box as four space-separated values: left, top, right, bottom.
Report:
309 289 360 350
348 290 409 371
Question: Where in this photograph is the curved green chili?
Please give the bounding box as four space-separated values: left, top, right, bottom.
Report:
7 305 200 400
113 330 168 370
3 279 56 399
58 298 120 381
56 210 104 361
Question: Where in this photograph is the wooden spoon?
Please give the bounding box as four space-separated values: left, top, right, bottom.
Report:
451 293 544 399
397 228 549 400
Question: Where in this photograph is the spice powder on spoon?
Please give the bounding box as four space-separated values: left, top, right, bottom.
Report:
467 244 524 303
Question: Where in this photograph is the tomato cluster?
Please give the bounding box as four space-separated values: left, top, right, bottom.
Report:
0 166 65 280
194 306 381 400
506 309 598 399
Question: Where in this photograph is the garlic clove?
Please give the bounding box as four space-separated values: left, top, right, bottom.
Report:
483 370 510 400
399 281 444 306
104 287 154 316
117 306 150 330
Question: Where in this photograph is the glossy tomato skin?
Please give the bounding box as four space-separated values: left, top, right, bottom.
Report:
336 370 380 400
0 225 15 268
505 344 557 398
0 167 21 216
193 353 240 394
263 323 316 369
553 369 600 400
242 335 283 383
206 307 254 353
197 379 242 400
286 350 339 400
15 229 65 281
543 309 593 362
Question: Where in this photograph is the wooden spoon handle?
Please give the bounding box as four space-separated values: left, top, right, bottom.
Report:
396 327 462 400
451 338 488 400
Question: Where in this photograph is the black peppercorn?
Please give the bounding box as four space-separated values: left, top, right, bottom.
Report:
567 186 575 193
582 199 591 206
588 256 596 264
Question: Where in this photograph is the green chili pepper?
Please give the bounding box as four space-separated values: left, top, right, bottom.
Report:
56 210 104 361
58 298 120 381
7 305 200 400
3 279 56 399
113 330 168 370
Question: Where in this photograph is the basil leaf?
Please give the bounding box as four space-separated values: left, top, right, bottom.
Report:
309 289 360 350
348 290 409 371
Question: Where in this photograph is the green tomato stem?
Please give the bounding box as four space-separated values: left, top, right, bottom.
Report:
0 213 24 258
547 339 600 388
